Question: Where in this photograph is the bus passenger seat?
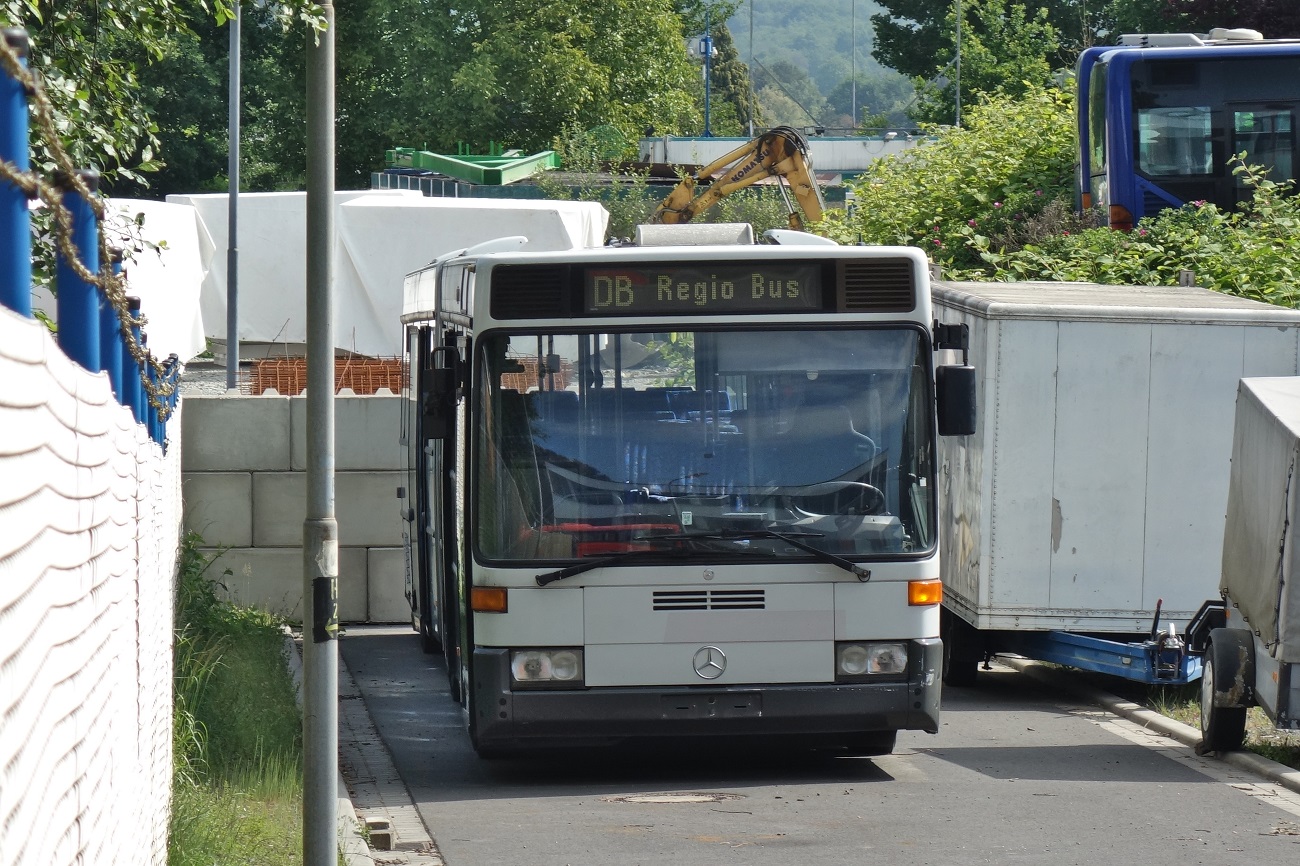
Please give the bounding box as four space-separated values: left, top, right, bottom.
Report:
755 405 877 487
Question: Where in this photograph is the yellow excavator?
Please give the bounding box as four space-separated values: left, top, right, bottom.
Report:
649 126 826 231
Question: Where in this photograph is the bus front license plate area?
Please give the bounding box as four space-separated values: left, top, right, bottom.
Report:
661 692 762 720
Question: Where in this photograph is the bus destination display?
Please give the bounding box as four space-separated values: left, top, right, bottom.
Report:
584 262 824 315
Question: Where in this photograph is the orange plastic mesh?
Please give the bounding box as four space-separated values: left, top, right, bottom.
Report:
243 357 408 396
499 356 573 392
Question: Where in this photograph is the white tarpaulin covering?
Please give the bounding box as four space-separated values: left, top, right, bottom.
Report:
167 191 607 358
30 198 208 364
1222 377 1300 662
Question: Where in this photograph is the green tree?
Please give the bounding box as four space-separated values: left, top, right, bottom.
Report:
0 0 219 189
752 59 828 127
676 0 742 35
957 159 1300 305
703 23 758 136
871 0 1178 85
826 73 915 128
291 0 700 176
131 3 305 196
435 0 698 157
260 0 476 190
1152 0 1300 37
0 0 323 193
120 0 705 193
821 83 1077 269
911 0 1061 124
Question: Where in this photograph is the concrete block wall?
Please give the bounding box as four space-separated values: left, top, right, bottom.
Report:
181 393 411 622
0 307 178 866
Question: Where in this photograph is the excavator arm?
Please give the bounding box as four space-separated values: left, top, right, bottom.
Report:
650 126 826 231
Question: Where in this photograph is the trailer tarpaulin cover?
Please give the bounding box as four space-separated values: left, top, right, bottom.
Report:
1222 377 1300 662
167 191 607 358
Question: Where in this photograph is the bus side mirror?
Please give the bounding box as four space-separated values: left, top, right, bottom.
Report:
421 347 459 440
937 364 977 436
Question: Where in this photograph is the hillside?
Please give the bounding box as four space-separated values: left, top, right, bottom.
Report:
726 0 894 94
725 0 914 127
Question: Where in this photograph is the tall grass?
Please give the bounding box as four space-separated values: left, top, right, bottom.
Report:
169 532 305 865
1120 681 1299 770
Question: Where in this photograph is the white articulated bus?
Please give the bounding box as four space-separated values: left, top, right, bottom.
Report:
399 224 976 757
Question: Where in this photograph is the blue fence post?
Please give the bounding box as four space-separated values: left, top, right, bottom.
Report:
162 353 180 447
100 249 125 403
1 28 32 316
125 296 146 425
142 335 159 442
55 169 101 370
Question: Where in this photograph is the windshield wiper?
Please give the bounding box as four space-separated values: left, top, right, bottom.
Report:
535 540 702 587
535 528 871 586
655 529 872 581
533 533 785 587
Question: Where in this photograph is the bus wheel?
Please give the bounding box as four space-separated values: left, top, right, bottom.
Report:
941 608 979 688
1200 628 1252 753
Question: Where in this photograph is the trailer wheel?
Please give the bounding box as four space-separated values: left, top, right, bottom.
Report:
1199 628 1253 753
941 608 980 688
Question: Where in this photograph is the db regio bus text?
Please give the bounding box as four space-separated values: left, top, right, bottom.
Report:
399 226 976 757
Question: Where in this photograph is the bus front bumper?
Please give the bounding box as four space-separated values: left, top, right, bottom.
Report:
470 638 941 749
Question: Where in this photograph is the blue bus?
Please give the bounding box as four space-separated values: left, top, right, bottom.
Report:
1076 30 1300 230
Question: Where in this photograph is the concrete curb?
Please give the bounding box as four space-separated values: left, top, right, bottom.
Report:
1002 657 1300 796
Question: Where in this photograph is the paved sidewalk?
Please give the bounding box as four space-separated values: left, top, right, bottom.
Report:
339 651 444 865
285 632 443 865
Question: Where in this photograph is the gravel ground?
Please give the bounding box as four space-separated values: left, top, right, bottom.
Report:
179 360 242 396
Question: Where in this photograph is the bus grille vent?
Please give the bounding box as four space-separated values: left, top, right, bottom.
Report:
652 589 766 611
841 260 915 311
490 265 568 319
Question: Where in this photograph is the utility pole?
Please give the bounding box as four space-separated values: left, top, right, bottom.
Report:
851 0 857 128
303 3 338 865
703 10 714 138
226 2 240 390
955 0 962 127
748 0 754 135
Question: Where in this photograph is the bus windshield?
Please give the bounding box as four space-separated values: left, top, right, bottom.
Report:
475 327 934 564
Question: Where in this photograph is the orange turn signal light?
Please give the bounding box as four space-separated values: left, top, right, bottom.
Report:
470 586 508 613
908 579 943 606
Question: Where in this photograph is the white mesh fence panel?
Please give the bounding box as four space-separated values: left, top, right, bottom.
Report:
0 306 179 866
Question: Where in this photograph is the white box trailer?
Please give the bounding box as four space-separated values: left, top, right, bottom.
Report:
1197 377 1300 750
932 280 1300 685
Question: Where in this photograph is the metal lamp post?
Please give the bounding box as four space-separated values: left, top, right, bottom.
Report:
227 2 241 389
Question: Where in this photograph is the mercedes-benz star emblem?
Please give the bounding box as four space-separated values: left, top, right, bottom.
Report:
692 645 726 680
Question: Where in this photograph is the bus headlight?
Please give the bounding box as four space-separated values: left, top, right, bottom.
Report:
510 648 585 688
836 642 908 680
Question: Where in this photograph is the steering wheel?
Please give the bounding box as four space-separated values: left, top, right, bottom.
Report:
787 481 885 514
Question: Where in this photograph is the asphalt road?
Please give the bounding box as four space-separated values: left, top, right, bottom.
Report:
339 626 1300 866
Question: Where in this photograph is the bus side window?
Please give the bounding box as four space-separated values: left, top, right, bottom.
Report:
1234 108 1294 193
1138 106 1213 176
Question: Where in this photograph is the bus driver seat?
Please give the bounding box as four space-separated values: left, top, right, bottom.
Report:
753 403 877 487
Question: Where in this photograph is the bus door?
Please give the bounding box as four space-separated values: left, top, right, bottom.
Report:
1230 103 1296 204
418 320 470 700
408 325 436 652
